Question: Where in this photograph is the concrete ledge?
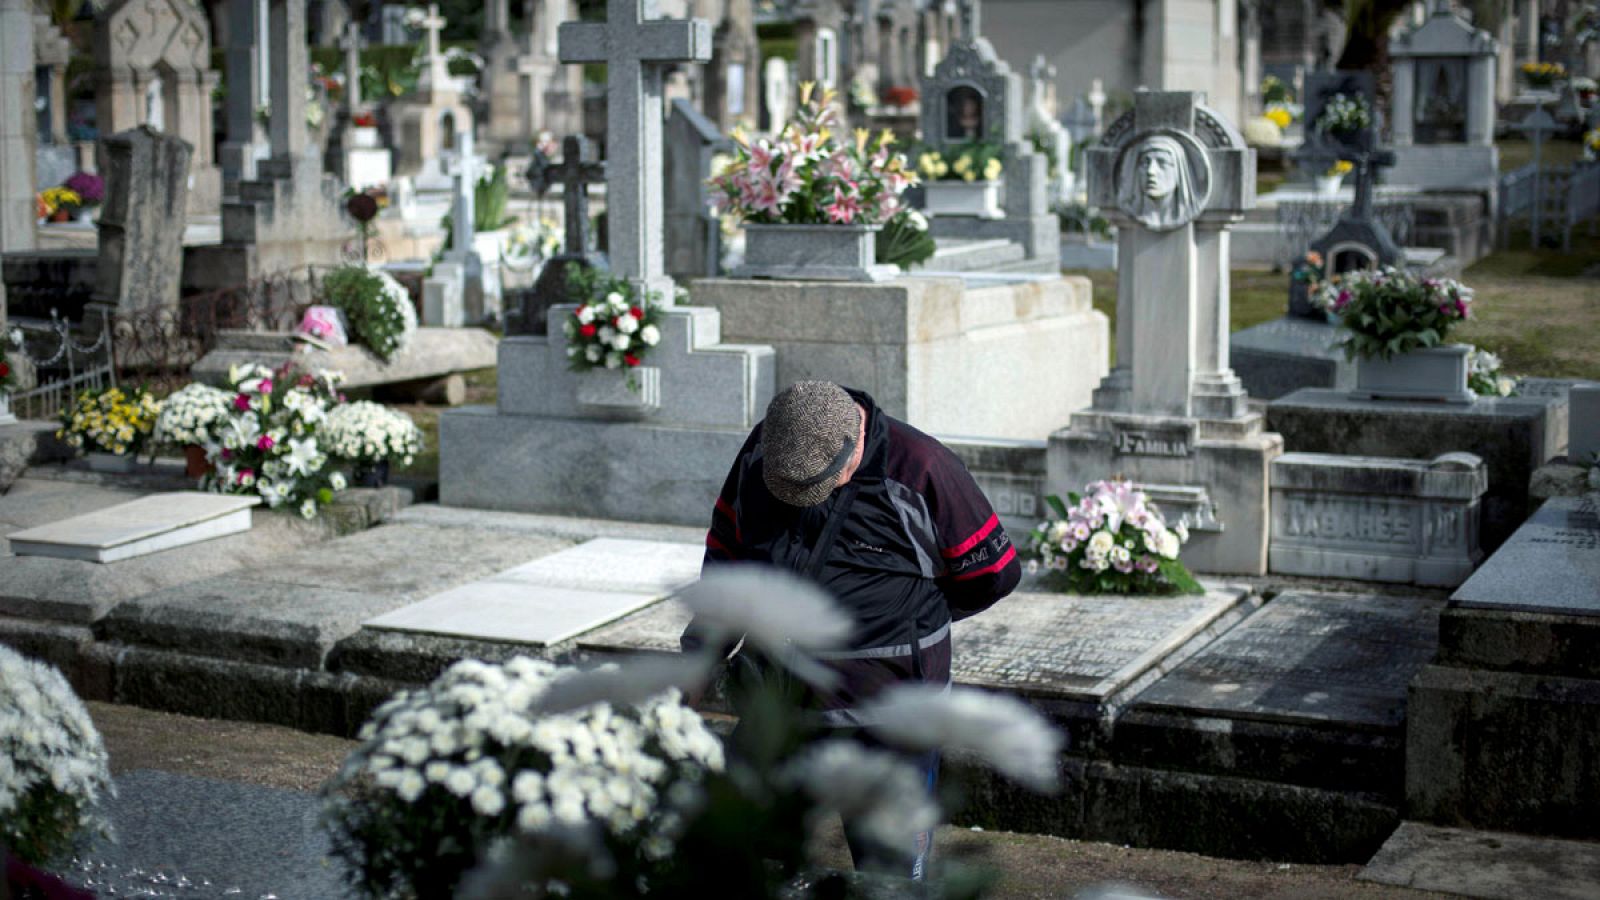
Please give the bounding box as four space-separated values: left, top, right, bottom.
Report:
1438 606 1600 679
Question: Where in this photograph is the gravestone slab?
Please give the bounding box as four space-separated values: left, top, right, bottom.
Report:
577 597 693 655
1570 385 1600 464
950 586 1257 752
364 538 703 646
1449 495 1600 619
1360 822 1600 900
7 493 260 563
1229 317 1354 400
1120 591 1442 796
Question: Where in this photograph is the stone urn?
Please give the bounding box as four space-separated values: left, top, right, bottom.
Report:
924 180 1002 218
735 223 896 282
1355 344 1475 404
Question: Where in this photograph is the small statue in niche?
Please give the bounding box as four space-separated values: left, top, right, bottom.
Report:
945 85 983 141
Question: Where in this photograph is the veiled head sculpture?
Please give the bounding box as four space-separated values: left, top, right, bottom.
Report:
1116 133 1210 231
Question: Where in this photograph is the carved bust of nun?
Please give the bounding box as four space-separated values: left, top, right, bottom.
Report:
1119 134 1204 231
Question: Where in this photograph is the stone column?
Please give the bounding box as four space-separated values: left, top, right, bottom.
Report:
1128 226 1198 418
268 0 307 164
1467 53 1495 145
1390 58 1415 146
0 0 37 281
221 0 262 193
95 127 193 316
1520 0 1539 63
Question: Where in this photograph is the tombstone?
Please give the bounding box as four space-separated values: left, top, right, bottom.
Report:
425 129 501 325
1028 55 1073 203
338 23 391 190
763 56 792 132
875 0 923 96
1387 1 1500 192
1570 385 1600 465
32 13 75 190
705 0 760 131
794 0 846 93
219 0 267 198
93 0 220 216
95 126 192 317
484 0 583 154
664 100 728 284
1509 104 1560 247
390 4 476 183
917 3 1059 271
509 134 606 336
1054 90 1280 575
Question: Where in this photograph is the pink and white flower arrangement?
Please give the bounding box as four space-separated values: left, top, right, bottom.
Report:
204 362 347 518
1025 479 1203 595
707 82 916 227
1310 266 1474 361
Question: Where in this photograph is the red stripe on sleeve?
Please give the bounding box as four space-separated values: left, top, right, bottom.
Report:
706 533 737 558
951 545 1016 581
714 497 741 544
940 513 999 559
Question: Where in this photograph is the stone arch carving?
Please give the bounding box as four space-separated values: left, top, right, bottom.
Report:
94 0 215 165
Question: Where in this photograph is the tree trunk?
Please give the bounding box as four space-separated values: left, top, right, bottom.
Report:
1336 0 1417 131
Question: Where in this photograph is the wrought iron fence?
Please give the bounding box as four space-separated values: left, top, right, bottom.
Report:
1273 197 1415 269
8 308 117 421
1498 160 1600 251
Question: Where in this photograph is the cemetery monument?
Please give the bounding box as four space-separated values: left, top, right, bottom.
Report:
1386 1 1501 196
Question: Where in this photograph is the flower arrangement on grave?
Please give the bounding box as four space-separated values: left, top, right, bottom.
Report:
1056 201 1112 239
321 400 423 477
562 268 664 373
875 208 936 269
321 656 726 899
848 73 879 109
62 172 104 209
319 265 418 363
1521 61 1566 88
0 645 115 866
1262 74 1294 106
37 186 82 222
202 362 346 518
1024 479 1204 596
56 386 161 458
1311 267 1473 361
0 331 17 395
1466 346 1519 397
1315 92 1372 136
151 382 233 449
1325 158 1354 178
884 85 919 107
708 83 916 226
917 140 1004 182
1584 127 1600 161
1264 104 1294 130
504 216 562 265
1290 250 1325 285
352 111 378 128
1026 123 1062 178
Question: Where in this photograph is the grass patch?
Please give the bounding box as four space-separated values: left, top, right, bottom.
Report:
389 367 498 482
1496 136 1586 172
1067 267 1287 366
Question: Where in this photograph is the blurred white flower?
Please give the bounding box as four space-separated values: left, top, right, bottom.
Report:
677 566 854 687
782 740 940 850
858 685 1064 792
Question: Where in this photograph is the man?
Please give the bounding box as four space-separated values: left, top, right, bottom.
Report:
681 381 1020 878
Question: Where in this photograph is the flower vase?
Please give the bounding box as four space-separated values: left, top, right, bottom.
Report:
352 460 390 488
924 180 1002 218
86 451 137 473
734 223 896 282
1355 344 1475 404
1314 174 1344 196
183 444 214 479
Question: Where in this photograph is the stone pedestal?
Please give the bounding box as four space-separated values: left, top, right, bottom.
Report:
1407 495 1600 840
439 305 774 525
690 274 1108 442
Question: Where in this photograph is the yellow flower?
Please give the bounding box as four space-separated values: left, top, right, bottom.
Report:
962 170 977 182
952 155 971 173
1265 107 1291 130
729 124 748 147
799 81 816 105
855 128 870 152
983 158 1002 180
878 128 895 148
935 161 949 177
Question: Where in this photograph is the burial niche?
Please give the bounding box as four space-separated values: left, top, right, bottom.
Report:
1415 58 1468 143
945 84 984 142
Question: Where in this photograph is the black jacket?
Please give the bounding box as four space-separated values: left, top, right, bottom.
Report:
681 389 1020 721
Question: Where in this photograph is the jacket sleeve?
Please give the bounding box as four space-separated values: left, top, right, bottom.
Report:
926 445 1020 621
680 424 761 657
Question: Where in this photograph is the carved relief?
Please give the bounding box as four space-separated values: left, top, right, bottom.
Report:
1114 131 1212 232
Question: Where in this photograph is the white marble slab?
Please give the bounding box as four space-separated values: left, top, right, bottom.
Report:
363 538 704 646
6 492 260 564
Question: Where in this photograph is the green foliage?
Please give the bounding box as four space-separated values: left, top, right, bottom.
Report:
1055 201 1110 239
1312 268 1475 361
319 266 416 363
875 210 936 269
439 167 519 248
1025 124 1061 178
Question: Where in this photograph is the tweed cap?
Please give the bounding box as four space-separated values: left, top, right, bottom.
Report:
761 381 861 508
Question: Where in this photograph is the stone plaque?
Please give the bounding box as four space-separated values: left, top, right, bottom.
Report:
951 587 1253 705
1131 592 1443 729
1451 496 1600 617
1110 420 1196 458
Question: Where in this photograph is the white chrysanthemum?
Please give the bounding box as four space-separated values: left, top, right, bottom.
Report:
1087 530 1115 557
858 685 1063 791
639 325 661 346
782 740 940 851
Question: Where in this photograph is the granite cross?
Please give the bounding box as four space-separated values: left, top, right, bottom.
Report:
539 135 606 259
446 128 479 261
558 0 712 303
1512 103 1560 247
339 23 363 113
957 0 981 41
419 3 449 88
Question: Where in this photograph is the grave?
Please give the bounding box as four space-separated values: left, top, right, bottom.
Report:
664 99 728 284
1268 452 1486 587
916 5 1059 274
365 538 701 646
1407 494 1600 841
1267 388 1561 554
7 492 260 564
440 0 778 526
1572 385 1600 464
703 0 760 132
508 134 607 336
190 327 497 399
390 4 475 189
1361 822 1600 900
218 0 267 199
422 129 499 325
335 23 392 191
94 126 192 318
1051 90 1282 575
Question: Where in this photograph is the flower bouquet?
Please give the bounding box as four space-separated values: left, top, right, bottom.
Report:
1584 127 1600 161
1521 61 1565 89
562 268 663 373
63 172 104 210
875 208 935 269
1467 346 1519 397
37 186 82 223
203 363 347 517
318 265 418 363
0 645 115 866
883 85 919 108
322 656 725 899
1025 479 1203 595
1311 266 1473 361
152 382 232 448
917 141 1004 183
0 337 15 394
56 386 161 463
321 400 423 486
1315 92 1372 136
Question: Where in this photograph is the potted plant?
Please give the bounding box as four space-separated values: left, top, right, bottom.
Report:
56 385 161 472
884 85 919 108
350 111 382 148
709 82 915 282
1311 266 1476 403
203 362 347 518
0 646 114 870
319 265 418 363
917 141 1004 217
1520 61 1566 90
63 172 104 222
562 268 665 407
38 186 82 224
322 400 423 487
1024 479 1204 596
1315 158 1352 196
152 382 233 477
1314 92 1372 141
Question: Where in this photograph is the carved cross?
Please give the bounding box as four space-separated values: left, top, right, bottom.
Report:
419 3 449 88
560 0 712 302
1512 103 1560 246
537 135 607 258
446 129 480 259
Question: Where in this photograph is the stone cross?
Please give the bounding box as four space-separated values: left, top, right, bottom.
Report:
1512 103 1559 246
447 128 479 259
268 0 308 162
340 22 363 113
957 0 981 42
559 0 712 303
419 3 450 88
540 135 606 259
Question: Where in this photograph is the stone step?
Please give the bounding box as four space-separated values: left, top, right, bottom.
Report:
920 237 1027 272
1359 822 1600 900
8 492 261 563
